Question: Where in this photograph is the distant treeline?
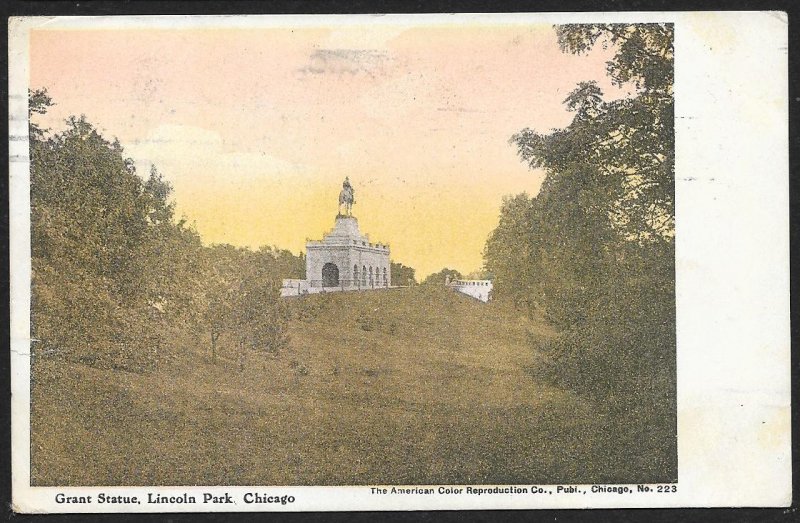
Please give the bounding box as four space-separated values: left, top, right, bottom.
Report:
484 24 676 412
30 91 304 372
390 261 416 286
420 267 492 285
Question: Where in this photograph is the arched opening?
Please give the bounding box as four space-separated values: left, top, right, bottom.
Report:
369 266 374 287
353 265 359 287
362 265 367 286
322 263 339 287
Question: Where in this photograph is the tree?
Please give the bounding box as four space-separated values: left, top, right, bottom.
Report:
30 95 209 371
513 24 674 244
555 24 673 93
143 165 175 225
232 270 289 371
422 268 462 285
464 269 491 280
483 193 538 309
29 91 298 373
255 245 305 280
390 261 415 286
487 23 675 402
31 112 161 369
199 245 239 364
484 24 677 478
28 88 54 140
200 244 294 368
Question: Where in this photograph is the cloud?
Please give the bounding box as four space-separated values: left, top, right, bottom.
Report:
125 124 304 187
298 49 391 78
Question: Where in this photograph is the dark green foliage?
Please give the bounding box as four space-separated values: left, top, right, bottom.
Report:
390 261 416 285
464 269 491 280
28 88 54 140
487 24 676 424
30 94 299 372
421 267 462 285
555 24 674 93
173 244 296 366
30 112 186 371
222 246 292 356
483 193 537 310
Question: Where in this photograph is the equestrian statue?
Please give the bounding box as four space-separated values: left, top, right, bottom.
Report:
338 176 355 216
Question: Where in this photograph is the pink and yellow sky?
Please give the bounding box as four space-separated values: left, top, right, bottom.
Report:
30 22 621 278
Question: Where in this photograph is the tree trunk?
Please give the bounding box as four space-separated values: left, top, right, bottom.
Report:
211 332 218 365
238 339 245 373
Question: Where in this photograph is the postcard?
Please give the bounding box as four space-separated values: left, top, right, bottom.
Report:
8 11 790 512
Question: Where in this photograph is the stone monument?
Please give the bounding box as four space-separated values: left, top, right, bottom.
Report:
282 178 391 296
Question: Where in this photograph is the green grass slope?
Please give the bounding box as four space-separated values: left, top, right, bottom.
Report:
31 286 672 486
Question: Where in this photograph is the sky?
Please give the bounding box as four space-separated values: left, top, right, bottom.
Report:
29 21 622 278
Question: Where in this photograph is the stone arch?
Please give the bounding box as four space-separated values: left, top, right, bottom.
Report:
353 264 359 286
322 263 339 287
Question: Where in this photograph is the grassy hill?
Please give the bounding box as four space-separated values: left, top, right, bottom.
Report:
31 285 674 486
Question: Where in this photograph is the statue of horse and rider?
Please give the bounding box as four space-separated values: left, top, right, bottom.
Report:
338 176 355 216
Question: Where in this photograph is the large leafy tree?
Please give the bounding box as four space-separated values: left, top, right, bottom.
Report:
31 110 160 369
485 23 676 479
487 23 675 398
30 89 300 372
513 24 674 247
